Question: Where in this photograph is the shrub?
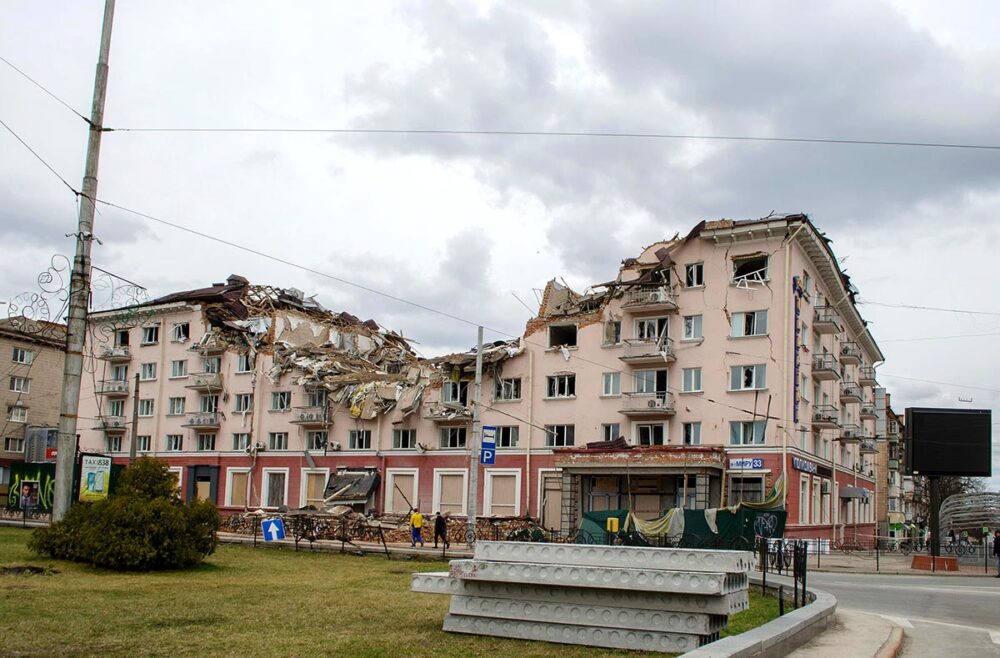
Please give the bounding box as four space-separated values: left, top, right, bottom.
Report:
30 457 221 571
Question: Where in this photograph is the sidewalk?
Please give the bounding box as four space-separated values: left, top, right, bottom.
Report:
807 550 997 576
787 609 903 658
217 530 472 559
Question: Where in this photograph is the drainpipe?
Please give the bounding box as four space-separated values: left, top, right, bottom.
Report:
525 347 533 517
781 234 792 509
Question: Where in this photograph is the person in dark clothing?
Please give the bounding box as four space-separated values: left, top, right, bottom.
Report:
993 530 1000 577
433 512 449 549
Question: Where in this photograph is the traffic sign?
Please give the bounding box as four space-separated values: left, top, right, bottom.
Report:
481 425 497 465
261 518 285 541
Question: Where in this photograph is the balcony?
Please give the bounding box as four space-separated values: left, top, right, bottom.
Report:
813 306 842 334
98 345 132 362
859 400 877 420
888 484 901 498
888 459 900 472
840 381 863 404
424 402 471 423
838 423 862 444
619 392 675 418
185 372 224 391
95 415 127 432
839 341 862 365
812 404 840 429
97 379 129 397
858 366 877 387
859 439 879 455
290 407 331 427
621 286 677 313
182 412 221 429
188 333 226 355
619 337 675 365
811 353 840 381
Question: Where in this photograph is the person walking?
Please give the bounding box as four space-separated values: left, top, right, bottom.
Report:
993 529 1000 578
409 508 424 548
433 511 449 549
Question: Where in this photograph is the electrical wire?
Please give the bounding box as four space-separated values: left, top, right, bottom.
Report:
0 117 80 196
879 332 1000 343
859 301 1000 316
106 125 1000 152
0 54 90 124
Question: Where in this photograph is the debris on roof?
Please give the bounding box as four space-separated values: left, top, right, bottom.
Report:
323 471 381 505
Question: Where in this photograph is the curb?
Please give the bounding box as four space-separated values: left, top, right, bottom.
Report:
874 627 905 658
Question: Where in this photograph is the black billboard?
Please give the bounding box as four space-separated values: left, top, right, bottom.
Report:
905 407 992 477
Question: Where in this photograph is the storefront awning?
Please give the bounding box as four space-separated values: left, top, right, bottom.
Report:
839 486 868 499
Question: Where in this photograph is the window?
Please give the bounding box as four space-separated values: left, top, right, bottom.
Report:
9 376 30 393
268 432 288 450
636 424 665 446
682 368 702 393
167 397 185 416
730 420 766 445
634 369 668 394
200 395 219 413
4 437 25 452
799 476 810 524
348 430 371 450
732 254 769 283
731 476 764 503
545 424 575 447
486 471 519 516
546 374 576 398
602 372 620 396
234 393 253 412
683 315 703 340
812 479 821 524
138 399 154 417
685 262 704 287
494 378 521 401
800 323 809 350
227 469 250 507
442 381 469 405
307 431 328 450
303 471 328 508
636 317 668 341
729 364 767 391
166 434 183 451
7 406 26 423
496 426 519 448
141 325 159 345
11 347 32 365
263 470 287 508
548 324 577 348
204 356 222 374
683 422 701 445
107 436 122 452
171 322 190 342
439 427 466 448
731 310 768 337
802 272 812 299
392 429 416 449
603 320 622 345
435 470 467 515
115 330 130 347
140 363 157 381
601 423 620 442
308 389 327 408
107 400 125 417
197 434 216 451
232 433 250 451
236 353 252 373
112 364 128 381
170 360 188 378
271 391 291 411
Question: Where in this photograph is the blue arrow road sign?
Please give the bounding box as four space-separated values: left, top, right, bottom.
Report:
481 425 497 465
261 518 285 541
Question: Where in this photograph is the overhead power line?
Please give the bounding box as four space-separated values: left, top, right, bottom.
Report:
106 125 1000 151
859 300 1000 316
0 54 90 124
880 332 1000 343
0 117 80 195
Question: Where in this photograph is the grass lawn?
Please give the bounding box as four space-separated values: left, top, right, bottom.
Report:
0 526 779 657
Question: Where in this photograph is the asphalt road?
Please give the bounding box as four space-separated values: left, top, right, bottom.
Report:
783 571 1000 656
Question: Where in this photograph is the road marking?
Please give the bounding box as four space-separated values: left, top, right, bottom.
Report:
877 614 913 629
990 631 1000 645
903 617 1000 635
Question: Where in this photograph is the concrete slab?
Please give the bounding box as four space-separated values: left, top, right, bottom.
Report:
442 613 703 654
474 541 753 573
449 594 727 634
449 559 748 595
412 572 750 614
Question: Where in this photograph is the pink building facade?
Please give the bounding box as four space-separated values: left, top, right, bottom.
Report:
77 215 884 541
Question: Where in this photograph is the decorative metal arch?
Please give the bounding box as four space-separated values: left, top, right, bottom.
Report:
939 492 1000 533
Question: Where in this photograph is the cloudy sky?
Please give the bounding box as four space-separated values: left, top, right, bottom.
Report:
2 1 998 486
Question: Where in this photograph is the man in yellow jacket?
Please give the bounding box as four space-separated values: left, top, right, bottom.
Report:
409 508 424 547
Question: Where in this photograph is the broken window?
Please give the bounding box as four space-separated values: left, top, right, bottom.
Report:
636 317 668 341
683 315 703 340
546 374 576 398
308 389 327 408
442 381 469 405
171 323 190 342
602 423 620 442
494 378 521 401
307 431 328 450
729 364 767 391
683 422 701 445
234 394 253 412
392 429 416 449
114 330 129 347
496 426 519 448
634 369 668 394
141 325 159 345
232 433 250 450
731 310 768 337
200 395 219 413
171 360 188 378
732 254 769 284
729 421 766 445
271 391 291 411
545 424 575 447
166 435 183 451
802 272 812 299
111 364 128 381
269 432 289 450
636 424 665 446
439 427 467 448
236 353 252 373
548 324 578 348
685 262 704 287
604 320 621 345
204 356 221 374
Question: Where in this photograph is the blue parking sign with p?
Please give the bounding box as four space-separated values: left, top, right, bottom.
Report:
481 425 497 465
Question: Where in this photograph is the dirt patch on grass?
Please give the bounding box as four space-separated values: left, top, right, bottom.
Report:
1 565 58 576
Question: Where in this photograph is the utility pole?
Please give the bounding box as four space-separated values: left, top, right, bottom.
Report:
467 326 484 546
53 0 116 521
128 373 139 462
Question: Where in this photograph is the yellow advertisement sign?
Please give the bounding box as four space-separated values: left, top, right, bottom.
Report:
79 455 112 502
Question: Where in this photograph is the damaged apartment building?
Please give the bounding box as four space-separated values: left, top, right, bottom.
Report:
77 213 888 541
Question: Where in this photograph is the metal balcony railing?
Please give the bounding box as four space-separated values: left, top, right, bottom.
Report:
621 286 677 310
96 415 127 432
182 412 221 428
620 391 676 414
812 404 840 426
620 337 674 361
840 382 863 402
185 372 224 390
814 306 842 333
859 366 877 386
839 341 862 364
98 345 131 361
97 379 129 396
